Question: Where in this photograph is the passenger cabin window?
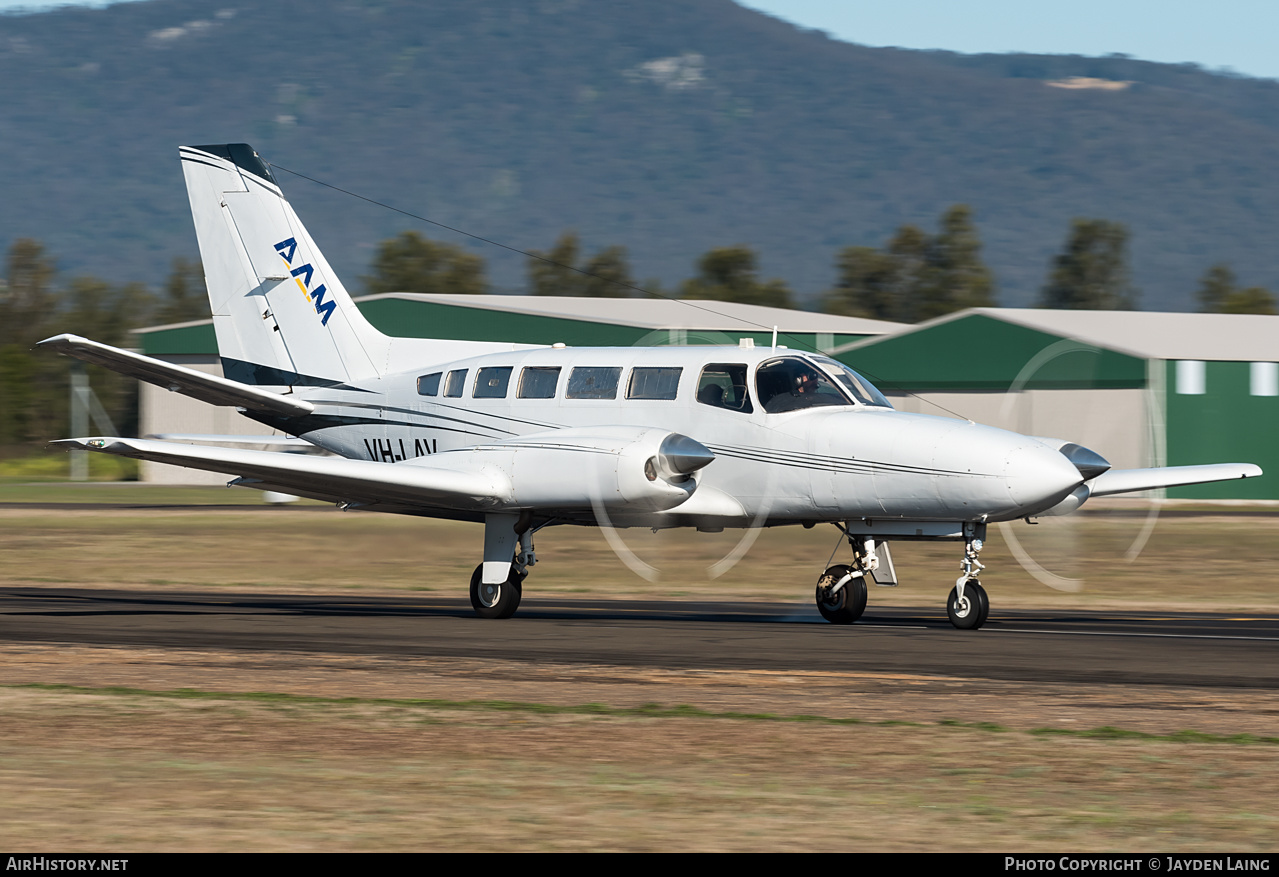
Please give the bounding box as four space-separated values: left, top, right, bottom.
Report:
627 367 682 400
417 372 441 396
474 366 512 399
755 358 851 414
443 369 467 398
566 367 622 399
696 364 753 413
518 367 560 399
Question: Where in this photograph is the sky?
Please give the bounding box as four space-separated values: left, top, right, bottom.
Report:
1 0 1277 81
740 0 1279 80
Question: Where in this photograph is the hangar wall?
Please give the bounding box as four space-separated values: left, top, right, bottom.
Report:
1165 360 1279 499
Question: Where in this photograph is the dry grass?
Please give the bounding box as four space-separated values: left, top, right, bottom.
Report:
1 683 1276 852
1 498 1277 850
1 503 1277 610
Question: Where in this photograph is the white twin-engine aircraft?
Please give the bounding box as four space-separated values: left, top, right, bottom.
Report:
42 144 1262 629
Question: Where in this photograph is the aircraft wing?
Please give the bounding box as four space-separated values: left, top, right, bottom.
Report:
38 334 313 418
52 436 505 511
1089 463 1263 497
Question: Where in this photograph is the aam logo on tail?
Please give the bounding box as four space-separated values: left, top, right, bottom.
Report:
274 237 336 327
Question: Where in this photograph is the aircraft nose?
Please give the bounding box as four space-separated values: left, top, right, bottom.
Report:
1004 439 1087 513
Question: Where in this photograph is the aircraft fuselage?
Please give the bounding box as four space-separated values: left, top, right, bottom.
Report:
265 344 1085 529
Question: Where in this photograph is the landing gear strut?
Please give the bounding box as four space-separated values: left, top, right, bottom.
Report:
471 512 543 619
814 531 887 624
947 522 990 630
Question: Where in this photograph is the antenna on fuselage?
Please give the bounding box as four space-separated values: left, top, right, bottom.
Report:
771 326 778 351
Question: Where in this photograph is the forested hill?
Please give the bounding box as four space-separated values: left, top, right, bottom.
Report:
3 0 1279 310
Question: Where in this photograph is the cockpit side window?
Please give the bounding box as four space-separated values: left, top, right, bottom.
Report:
755 358 851 414
696 364 753 413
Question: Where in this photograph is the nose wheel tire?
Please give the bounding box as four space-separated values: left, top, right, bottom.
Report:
470 564 523 619
946 581 989 630
815 564 868 624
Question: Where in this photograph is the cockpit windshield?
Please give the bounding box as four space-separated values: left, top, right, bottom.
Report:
811 356 894 408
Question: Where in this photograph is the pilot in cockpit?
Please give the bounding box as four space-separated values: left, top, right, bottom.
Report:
758 359 846 413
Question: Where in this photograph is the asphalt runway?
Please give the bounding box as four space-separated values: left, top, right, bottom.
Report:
2 586 1277 689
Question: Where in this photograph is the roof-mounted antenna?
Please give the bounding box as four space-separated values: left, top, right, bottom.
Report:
771 326 778 351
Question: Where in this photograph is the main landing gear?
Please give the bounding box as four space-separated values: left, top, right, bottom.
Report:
469 563 524 618
816 522 992 630
815 564 867 624
470 512 542 619
814 532 889 624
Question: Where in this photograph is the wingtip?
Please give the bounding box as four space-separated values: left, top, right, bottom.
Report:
49 436 124 452
36 333 79 349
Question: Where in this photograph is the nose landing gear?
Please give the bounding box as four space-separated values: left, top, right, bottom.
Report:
947 523 990 630
946 579 989 629
814 522 993 629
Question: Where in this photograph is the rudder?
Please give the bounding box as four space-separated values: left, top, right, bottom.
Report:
180 144 389 387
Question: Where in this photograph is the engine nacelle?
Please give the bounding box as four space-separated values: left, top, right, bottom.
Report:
1037 484 1090 517
420 426 714 513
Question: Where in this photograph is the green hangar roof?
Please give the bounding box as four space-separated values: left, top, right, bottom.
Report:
839 308 1279 392
134 293 905 357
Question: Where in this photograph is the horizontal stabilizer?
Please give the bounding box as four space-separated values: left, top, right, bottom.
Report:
52 437 505 511
1089 463 1263 497
150 434 327 453
38 334 313 418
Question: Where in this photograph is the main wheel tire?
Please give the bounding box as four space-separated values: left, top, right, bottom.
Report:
815 564 868 624
470 563 523 619
946 580 989 630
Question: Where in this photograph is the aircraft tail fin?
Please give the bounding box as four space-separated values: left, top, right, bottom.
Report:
179 144 391 388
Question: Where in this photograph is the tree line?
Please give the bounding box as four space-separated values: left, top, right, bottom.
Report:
0 240 210 452
365 212 1277 318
